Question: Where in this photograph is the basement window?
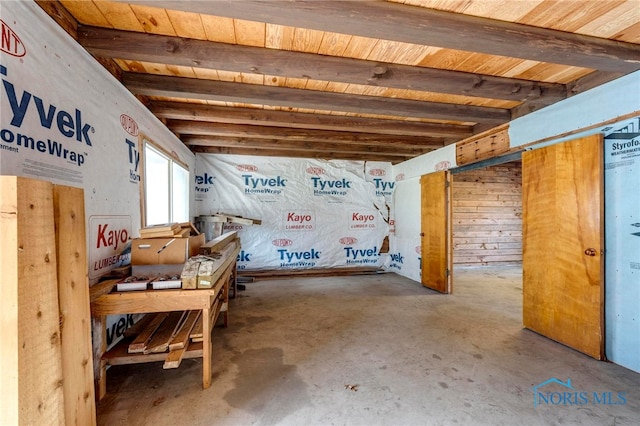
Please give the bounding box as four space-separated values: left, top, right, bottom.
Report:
143 140 189 226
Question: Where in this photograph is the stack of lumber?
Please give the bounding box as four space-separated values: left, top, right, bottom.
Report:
182 231 241 289
139 222 199 238
124 310 203 369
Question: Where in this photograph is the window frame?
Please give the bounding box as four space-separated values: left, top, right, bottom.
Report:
139 133 190 228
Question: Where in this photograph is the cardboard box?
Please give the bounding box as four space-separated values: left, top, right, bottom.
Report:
131 234 205 265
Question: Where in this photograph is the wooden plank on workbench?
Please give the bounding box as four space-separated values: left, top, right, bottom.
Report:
128 312 169 353
123 314 153 338
164 311 201 369
198 231 237 255
168 311 201 351
197 242 240 289
53 185 96 426
145 311 187 354
89 279 119 303
0 177 65 426
190 315 203 342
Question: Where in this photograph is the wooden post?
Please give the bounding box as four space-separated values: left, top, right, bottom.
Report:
0 176 65 425
53 185 97 425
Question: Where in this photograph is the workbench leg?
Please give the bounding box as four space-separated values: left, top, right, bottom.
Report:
95 315 107 400
202 307 212 389
223 269 230 327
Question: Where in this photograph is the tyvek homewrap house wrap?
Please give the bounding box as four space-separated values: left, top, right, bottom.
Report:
195 154 391 271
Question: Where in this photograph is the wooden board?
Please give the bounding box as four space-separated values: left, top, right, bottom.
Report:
169 311 201 351
522 134 604 359
145 311 187 354
128 312 169 353
199 231 237 255
53 185 96 426
0 177 65 425
456 125 510 166
197 241 240 289
420 171 452 293
164 311 202 369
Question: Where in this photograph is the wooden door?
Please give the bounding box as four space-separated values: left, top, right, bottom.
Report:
522 134 604 359
420 171 452 293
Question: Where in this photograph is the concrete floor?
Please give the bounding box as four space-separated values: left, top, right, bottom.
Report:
97 266 640 425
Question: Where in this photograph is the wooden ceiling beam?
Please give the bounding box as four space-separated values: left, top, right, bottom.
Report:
78 25 566 104
150 101 473 138
189 145 414 164
123 73 510 125
168 120 445 147
182 136 431 156
119 1 640 74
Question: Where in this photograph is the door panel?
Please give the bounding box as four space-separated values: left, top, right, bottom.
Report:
522 134 604 359
420 171 452 293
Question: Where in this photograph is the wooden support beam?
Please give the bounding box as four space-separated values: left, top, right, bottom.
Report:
123 72 511 125
79 25 566 104
150 101 473 138
121 1 640 73
169 120 445 147
189 145 416 163
183 136 433 157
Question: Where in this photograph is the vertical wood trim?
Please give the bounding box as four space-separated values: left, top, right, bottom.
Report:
138 134 147 229
445 170 453 293
0 177 65 425
53 185 97 425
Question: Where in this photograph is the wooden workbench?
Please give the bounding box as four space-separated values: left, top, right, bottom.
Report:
90 261 234 400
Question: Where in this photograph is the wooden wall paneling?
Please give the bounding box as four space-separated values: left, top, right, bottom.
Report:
452 162 523 265
0 177 65 425
53 185 97 426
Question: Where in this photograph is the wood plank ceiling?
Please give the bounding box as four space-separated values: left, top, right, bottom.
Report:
40 0 640 164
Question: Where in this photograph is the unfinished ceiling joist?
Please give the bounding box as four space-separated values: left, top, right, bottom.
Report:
119 0 640 73
78 25 567 105
189 145 414 163
123 72 511 125
168 120 446 147
183 135 431 157
150 101 474 138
